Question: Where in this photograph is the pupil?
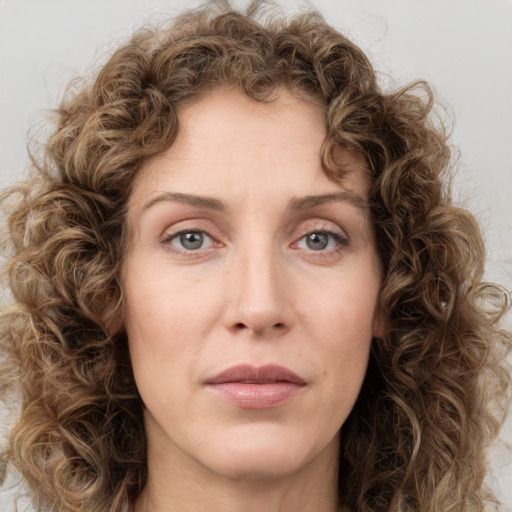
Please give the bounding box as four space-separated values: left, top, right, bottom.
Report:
307 232 328 250
180 232 204 250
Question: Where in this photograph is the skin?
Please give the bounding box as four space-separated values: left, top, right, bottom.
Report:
123 88 381 512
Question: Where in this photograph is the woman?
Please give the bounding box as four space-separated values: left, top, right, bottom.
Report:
1 2 510 511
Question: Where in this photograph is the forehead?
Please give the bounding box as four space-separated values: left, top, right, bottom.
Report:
128 87 370 214
154 87 326 170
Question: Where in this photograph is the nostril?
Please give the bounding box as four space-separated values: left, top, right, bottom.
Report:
232 321 286 332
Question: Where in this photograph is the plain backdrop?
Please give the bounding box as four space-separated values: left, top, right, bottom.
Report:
0 0 511 510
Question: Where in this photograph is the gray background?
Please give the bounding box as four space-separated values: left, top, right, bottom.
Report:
1 0 511 509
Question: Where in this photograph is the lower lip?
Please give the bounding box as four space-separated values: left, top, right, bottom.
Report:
207 382 304 409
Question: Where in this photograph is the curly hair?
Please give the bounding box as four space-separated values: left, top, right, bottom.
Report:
1 1 510 511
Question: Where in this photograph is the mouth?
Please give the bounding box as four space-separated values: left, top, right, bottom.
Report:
204 364 307 409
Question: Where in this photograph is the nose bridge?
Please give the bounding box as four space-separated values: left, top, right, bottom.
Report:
225 228 290 336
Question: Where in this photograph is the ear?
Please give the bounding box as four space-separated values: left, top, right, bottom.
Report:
100 302 124 336
371 304 387 339
104 314 123 336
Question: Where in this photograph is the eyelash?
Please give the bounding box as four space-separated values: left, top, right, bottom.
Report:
291 226 349 259
161 229 218 257
161 225 349 259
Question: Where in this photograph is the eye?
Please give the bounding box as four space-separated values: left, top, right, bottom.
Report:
294 230 347 252
164 230 214 252
303 232 331 251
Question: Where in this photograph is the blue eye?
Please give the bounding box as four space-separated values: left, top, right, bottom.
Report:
304 232 329 250
166 230 213 251
296 231 345 251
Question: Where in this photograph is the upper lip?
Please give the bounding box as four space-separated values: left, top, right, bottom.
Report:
205 364 306 385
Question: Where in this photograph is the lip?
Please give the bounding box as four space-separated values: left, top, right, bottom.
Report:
204 364 307 409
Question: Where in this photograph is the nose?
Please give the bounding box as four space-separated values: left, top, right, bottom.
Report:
222 240 294 338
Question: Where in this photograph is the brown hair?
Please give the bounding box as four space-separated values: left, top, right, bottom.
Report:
1 2 510 511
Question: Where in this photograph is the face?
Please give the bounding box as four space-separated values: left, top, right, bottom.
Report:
122 88 381 483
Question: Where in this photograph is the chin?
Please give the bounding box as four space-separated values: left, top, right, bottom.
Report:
208 451 308 482
197 425 339 482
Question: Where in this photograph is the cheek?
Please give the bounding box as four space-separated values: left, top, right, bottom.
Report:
124 260 222 331
123 265 224 385
319 312 373 388
302 270 378 390
304 272 379 341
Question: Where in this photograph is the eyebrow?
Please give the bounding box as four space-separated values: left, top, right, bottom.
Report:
142 192 226 212
141 190 368 215
286 191 369 212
